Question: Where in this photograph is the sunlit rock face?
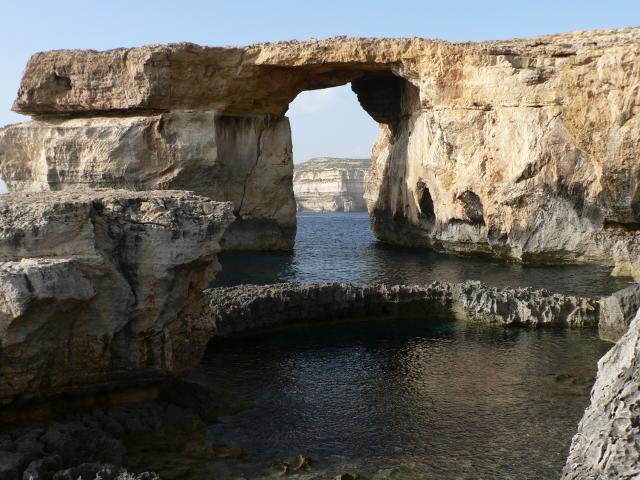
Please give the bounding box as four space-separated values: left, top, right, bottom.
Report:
0 189 234 403
2 28 640 269
598 284 640 342
0 113 294 251
293 157 370 212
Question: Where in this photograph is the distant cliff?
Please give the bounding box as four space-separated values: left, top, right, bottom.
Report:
293 157 371 212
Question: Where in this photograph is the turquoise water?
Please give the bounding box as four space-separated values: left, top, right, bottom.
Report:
216 212 631 297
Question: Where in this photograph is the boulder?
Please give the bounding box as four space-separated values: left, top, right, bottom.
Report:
598 283 640 342
0 190 234 403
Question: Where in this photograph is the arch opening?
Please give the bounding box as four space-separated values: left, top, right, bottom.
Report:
288 83 378 214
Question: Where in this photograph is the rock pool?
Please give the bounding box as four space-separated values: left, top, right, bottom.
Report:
190 317 609 479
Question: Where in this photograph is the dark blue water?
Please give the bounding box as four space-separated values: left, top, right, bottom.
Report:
198 213 620 479
216 212 632 297
193 318 609 479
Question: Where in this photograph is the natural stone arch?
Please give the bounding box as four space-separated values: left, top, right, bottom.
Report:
2 45 420 251
2 29 640 275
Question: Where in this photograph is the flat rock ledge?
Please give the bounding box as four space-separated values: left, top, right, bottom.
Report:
204 281 598 336
0 189 234 404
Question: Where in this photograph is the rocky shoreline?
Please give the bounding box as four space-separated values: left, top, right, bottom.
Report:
0 188 636 478
0 189 234 404
563 305 640 479
0 25 640 480
205 281 599 336
0 273 638 478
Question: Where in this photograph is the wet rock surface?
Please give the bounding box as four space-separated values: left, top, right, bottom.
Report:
204 281 599 336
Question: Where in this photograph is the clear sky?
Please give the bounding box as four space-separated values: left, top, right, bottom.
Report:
0 0 638 172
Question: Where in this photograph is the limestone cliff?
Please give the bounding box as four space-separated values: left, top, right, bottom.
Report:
0 190 234 403
0 113 294 251
293 157 370 212
1 28 640 271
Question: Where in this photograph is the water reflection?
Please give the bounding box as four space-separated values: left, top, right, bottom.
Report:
191 318 609 479
215 212 632 297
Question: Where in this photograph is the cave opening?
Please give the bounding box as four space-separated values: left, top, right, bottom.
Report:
416 180 436 224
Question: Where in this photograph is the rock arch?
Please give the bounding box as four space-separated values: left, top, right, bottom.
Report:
2 29 640 275
1 41 421 250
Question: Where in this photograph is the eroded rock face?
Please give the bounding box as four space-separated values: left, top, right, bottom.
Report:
0 113 294 251
563 309 640 479
0 190 234 403
363 28 640 276
204 281 598 336
598 284 640 342
2 27 640 266
293 157 370 212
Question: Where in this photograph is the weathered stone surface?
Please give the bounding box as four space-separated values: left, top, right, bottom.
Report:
204 281 598 336
0 190 234 403
598 283 640 342
0 113 294 251
10 30 639 117
563 308 640 479
293 157 370 212
362 28 640 277
3 27 640 266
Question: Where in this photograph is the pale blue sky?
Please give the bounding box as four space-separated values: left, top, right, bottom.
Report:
0 0 639 171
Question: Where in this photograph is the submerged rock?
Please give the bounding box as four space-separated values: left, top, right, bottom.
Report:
0 190 234 403
204 281 598 336
274 454 312 475
563 309 640 479
336 474 360 480
0 380 239 480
